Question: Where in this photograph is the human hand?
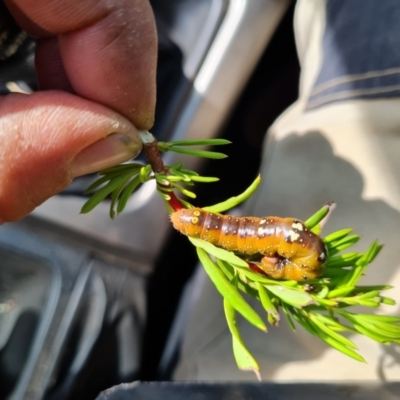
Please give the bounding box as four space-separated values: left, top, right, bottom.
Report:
0 0 157 223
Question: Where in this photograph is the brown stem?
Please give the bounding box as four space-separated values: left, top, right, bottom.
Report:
142 139 168 174
141 132 184 211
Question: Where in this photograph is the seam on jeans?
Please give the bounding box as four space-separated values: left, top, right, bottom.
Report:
307 83 400 109
310 68 400 96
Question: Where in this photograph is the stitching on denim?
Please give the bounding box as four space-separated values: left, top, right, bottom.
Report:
307 83 400 109
311 68 400 96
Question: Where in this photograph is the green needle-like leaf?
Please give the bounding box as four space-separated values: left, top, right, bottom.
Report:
318 331 365 362
217 259 235 280
98 163 143 175
164 147 228 159
315 286 329 298
117 175 141 214
189 237 248 267
292 311 319 337
308 313 358 349
362 320 400 339
197 248 267 331
155 175 170 185
189 176 219 182
173 184 197 198
234 267 295 285
311 224 322 235
328 286 355 299
81 171 135 214
357 314 400 323
217 260 260 298
162 175 185 182
166 163 199 176
177 198 194 209
204 175 261 213
327 235 361 256
314 313 355 333
323 268 353 278
381 297 396 305
109 181 126 219
326 253 361 268
84 173 121 194
324 228 353 244
224 297 261 380
345 242 382 287
358 290 381 299
335 311 400 344
139 165 151 182
328 234 361 249
179 167 199 176
353 285 393 293
232 337 261 380
304 202 332 229
266 285 316 309
348 314 400 337
281 303 296 331
353 323 390 343
258 283 280 325
166 138 231 146
157 190 171 201
313 297 338 307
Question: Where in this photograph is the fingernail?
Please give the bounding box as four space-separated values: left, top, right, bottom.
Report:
71 133 142 178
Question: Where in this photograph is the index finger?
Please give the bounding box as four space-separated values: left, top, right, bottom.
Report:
5 0 158 129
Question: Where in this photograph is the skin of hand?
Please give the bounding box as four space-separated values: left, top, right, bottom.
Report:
0 0 157 223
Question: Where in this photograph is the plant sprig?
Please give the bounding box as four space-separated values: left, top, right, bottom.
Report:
189 178 399 377
82 132 399 379
81 138 228 217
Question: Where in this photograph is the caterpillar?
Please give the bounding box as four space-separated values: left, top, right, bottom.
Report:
171 208 328 282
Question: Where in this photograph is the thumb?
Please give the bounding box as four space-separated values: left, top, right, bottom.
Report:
0 91 142 223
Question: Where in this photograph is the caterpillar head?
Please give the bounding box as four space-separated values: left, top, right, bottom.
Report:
170 208 204 237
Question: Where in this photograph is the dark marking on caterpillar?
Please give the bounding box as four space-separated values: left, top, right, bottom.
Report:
170 208 328 282
304 284 316 293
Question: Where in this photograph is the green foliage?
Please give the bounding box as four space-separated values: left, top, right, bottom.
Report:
158 138 230 159
224 295 261 380
81 163 148 218
203 175 261 213
155 162 219 201
81 139 227 216
187 177 399 377
82 135 399 378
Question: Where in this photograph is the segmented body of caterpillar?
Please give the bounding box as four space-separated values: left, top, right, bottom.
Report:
171 208 328 281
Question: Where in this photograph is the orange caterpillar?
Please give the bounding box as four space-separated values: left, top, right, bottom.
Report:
171 208 328 281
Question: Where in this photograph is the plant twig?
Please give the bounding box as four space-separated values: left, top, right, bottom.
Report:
140 131 168 174
140 131 184 211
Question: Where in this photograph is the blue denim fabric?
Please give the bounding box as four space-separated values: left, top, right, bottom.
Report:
306 0 400 110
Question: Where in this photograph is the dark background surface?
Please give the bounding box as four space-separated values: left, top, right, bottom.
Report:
96 382 400 400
